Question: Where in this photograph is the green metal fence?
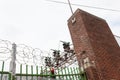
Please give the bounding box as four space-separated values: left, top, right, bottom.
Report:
0 71 11 80
16 65 86 80
0 61 87 80
0 61 11 80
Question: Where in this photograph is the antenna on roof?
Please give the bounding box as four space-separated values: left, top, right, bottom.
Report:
67 0 74 15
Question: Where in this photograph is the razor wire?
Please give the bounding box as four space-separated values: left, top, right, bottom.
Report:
16 44 52 66
0 35 120 66
0 39 52 66
15 35 120 67
0 39 12 61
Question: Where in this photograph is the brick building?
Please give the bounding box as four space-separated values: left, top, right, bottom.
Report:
68 9 120 80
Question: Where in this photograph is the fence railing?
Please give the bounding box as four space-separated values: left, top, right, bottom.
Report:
0 71 11 80
0 61 87 80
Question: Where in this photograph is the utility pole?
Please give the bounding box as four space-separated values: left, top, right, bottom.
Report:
9 43 17 78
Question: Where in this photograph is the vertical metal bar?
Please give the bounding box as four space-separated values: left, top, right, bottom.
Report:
73 67 77 80
1 61 4 80
83 70 87 80
67 67 71 80
45 67 48 80
79 67 83 80
45 67 47 79
58 68 61 80
20 64 22 80
9 73 11 80
61 67 64 80
36 66 38 80
70 67 74 80
76 67 81 79
49 67 51 79
47 67 52 80
45 67 47 75
31 65 33 80
26 65 28 80
64 68 68 80
40 66 43 80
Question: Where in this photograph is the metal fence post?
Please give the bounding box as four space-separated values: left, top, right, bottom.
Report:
9 43 17 80
36 66 38 80
20 64 22 80
0 61 4 80
31 65 33 80
26 65 28 80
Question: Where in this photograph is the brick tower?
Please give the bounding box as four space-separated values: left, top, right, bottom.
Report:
68 9 120 80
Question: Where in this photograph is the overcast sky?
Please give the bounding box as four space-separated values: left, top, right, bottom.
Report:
0 0 120 51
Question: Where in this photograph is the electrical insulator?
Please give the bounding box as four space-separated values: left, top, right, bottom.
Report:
52 50 60 57
48 57 51 67
48 57 51 62
45 57 47 63
45 57 52 67
53 51 56 57
63 42 70 49
64 53 68 60
56 61 59 66
62 42 70 52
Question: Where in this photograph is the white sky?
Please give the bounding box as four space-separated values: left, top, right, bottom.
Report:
0 0 120 51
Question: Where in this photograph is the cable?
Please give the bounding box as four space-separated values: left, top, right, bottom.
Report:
46 0 120 12
114 35 120 38
67 0 73 15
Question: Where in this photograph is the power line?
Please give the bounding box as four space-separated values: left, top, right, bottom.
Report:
46 0 120 12
67 0 73 15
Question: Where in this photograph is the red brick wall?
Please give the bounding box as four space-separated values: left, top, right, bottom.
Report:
68 9 120 80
